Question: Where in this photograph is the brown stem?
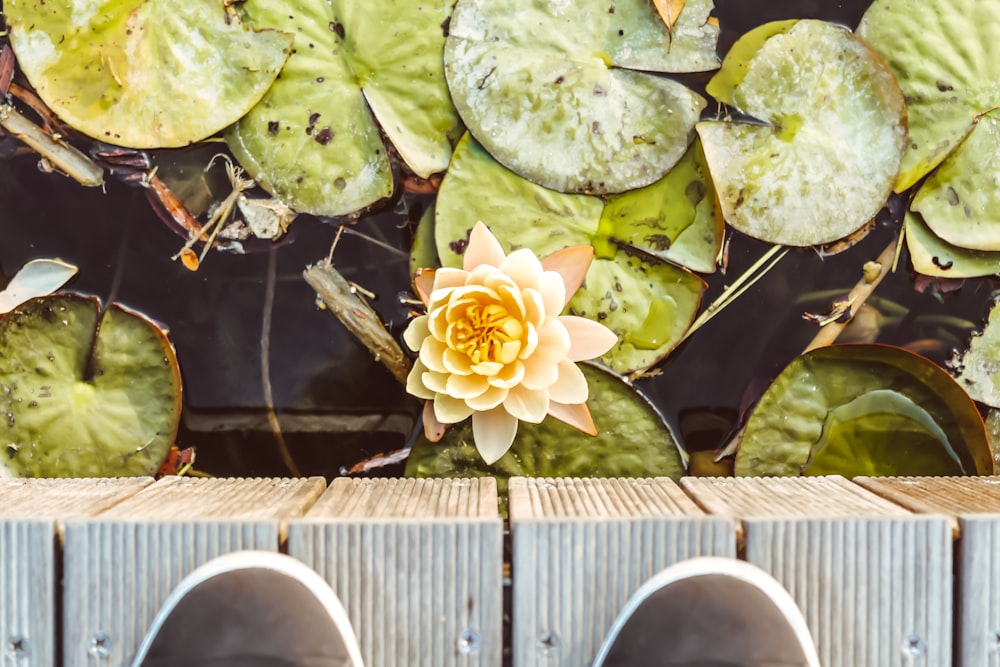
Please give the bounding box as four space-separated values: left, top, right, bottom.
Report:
303 260 412 386
0 104 104 187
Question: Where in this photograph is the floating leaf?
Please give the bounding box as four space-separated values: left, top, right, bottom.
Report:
434 134 709 373
858 0 1000 192
229 0 461 216
911 112 1000 251
443 0 718 194
0 295 182 477
697 19 906 246
0 259 77 314
905 210 1000 278
735 344 992 477
5 0 293 148
405 364 685 492
954 298 1000 408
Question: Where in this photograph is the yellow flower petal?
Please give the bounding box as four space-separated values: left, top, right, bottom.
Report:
446 372 490 399
541 245 594 307
522 288 545 327
419 337 448 373
472 360 504 376
432 267 468 292
405 360 435 400
539 271 566 318
433 393 475 424
500 248 543 291
466 385 508 411
488 360 525 389
535 319 571 362
520 321 539 359
549 359 588 405
422 369 449 394
503 384 549 423
520 353 558 390
560 315 619 361
443 348 473 375
472 406 519 464
402 316 430 353
464 221 507 271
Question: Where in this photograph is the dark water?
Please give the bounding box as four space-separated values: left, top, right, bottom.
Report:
1 0 993 477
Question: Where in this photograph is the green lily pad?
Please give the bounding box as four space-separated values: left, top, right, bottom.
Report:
0 295 182 477
405 364 685 493
735 344 992 477
905 210 1000 278
229 0 461 216
5 0 292 148
434 133 709 374
697 19 906 246
911 112 1000 251
443 0 718 194
857 0 1000 192
954 298 1000 408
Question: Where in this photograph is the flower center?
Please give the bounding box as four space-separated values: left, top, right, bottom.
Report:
449 302 523 365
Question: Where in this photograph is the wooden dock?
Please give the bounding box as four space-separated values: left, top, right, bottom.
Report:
0 474 997 666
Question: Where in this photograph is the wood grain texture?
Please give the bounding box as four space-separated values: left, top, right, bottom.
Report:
508 477 735 667
61 477 325 667
289 477 503 667
682 476 952 667
0 478 151 667
857 476 1000 667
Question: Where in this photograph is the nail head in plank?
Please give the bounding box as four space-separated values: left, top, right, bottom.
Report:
681 475 951 667
0 478 151 667
289 477 503 667
508 477 735 667
856 476 1000 667
63 477 325 667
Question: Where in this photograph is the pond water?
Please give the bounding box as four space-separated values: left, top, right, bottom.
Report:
0 0 995 478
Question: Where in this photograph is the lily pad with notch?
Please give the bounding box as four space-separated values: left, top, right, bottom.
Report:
405 364 686 495
443 0 718 194
228 0 462 216
735 344 992 477
0 295 182 477
858 0 1000 193
697 19 906 246
905 210 1000 279
4 0 293 148
434 133 711 374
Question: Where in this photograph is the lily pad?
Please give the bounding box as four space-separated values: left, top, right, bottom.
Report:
735 344 992 477
697 19 906 246
911 111 1000 251
905 210 1000 279
954 298 1000 408
443 0 718 194
857 0 1000 192
229 0 461 216
405 364 685 492
0 295 182 477
434 134 710 374
5 0 293 148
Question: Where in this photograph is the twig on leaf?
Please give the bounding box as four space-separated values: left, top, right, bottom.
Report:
0 104 104 187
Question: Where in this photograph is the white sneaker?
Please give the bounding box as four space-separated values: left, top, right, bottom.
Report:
132 551 364 666
592 557 820 667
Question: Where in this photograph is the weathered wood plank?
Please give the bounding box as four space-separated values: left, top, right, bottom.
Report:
681 475 952 667
0 478 152 667
509 477 735 667
857 476 1000 667
288 477 503 667
62 476 325 667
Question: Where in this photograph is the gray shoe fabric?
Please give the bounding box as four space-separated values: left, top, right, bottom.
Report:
137 567 357 667
594 561 817 667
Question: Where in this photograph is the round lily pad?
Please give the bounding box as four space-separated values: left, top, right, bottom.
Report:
405 364 685 490
905 210 1000 279
697 19 906 246
911 112 1000 251
5 0 293 148
434 133 708 374
228 0 461 216
858 0 1000 192
443 0 718 194
954 298 1000 408
735 344 992 477
0 295 182 477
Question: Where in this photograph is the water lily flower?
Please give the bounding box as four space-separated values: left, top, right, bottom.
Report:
403 221 618 464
